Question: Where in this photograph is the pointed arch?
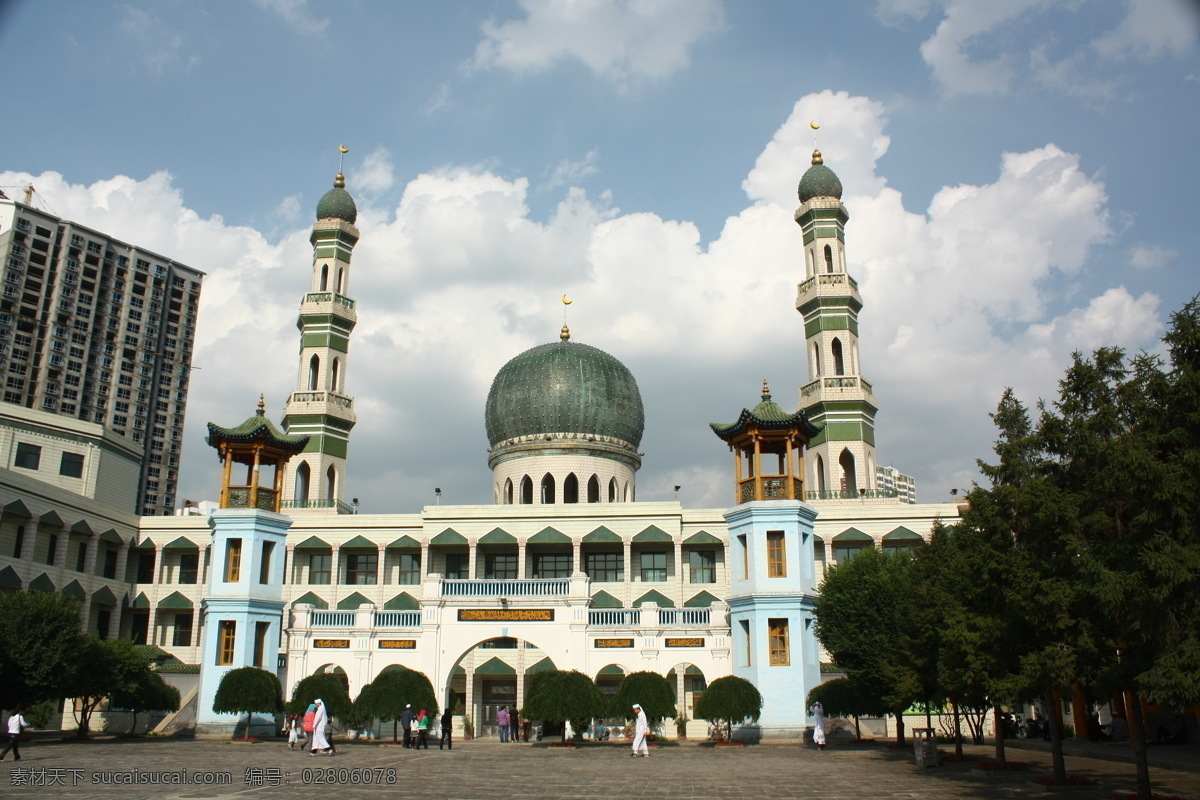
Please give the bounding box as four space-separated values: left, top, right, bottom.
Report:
587 475 600 503
811 342 821 377
541 473 556 504
563 473 579 504
608 477 617 503
504 478 513 505
308 354 320 391
331 357 341 392
838 449 858 496
520 476 533 504
806 248 815 279
867 452 876 491
325 465 337 500
815 454 826 494
319 264 328 291
832 337 845 376
824 244 834 273
294 462 311 501
336 266 344 294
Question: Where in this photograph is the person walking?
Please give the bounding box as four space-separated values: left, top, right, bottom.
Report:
630 703 649 757
309 699 333 756
497 706 510 742
809 701 826 750
286 715 300 750
401 704 414 748
439 708 453 750
0 706 28 761
415 709 430 749
509 708 521 742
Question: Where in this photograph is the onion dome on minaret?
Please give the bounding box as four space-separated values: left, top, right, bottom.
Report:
485 322 645 504
316 172 358 223
797 149 843 203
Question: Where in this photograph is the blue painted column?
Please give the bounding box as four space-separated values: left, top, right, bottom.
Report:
725 499 821 741
195 508 292 737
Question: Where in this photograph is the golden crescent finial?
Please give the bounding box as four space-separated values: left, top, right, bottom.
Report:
561 294 573 305
339 145 349 154
810 121 820 130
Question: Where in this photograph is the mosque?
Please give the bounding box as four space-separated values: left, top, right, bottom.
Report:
0 150 958 740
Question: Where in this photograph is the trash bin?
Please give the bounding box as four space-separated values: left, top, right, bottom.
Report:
913 728 939 767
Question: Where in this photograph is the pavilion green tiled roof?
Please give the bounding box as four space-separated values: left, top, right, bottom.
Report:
206 404 308 453
710 385 821 441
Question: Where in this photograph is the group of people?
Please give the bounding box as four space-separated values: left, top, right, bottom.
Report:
496 706 523 742
283 700 456 756
400 704 454 750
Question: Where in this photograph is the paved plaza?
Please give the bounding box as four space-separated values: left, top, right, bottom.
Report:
4 736 1200 800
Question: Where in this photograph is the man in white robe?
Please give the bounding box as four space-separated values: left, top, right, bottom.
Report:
310 698 332 756
631 703 650 757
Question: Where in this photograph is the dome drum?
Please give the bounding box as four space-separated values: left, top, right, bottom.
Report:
487 433 642 473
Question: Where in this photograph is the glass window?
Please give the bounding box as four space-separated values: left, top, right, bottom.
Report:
689 550 716 584
178 552 198 584
344 551 377 585
217 620 236 665
767 531 786 578
397 553 420 585
640 551 667 582
485 553 516 580
253 621 270 668
224 539 242 582
259 541 274 584
173 612 194 647
136 551 155 583
834 545 867 564
59 451 85 478
585 552 623 582
769 619 790 666
533 553 571 579
443 553 467 579
309 553 331 584
102 547 118 579
14 442 40 470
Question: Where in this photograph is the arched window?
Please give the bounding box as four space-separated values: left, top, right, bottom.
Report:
336 267 344 294
867 453 876 491
520 476 533 505
541 474 556 504
308 354 320 391
838 449 857 497
824 244 834 273
587 475 600 503
325 465 337 500
563 473 579 503
320 264 328 291
812 342 821 377
806 249 814 279
294 462 310 502
815 454 826 494
331 358 341 393
623 482 631 502
608 478 618 503
504 478 513 505
852 341 860 375
832 338 845 376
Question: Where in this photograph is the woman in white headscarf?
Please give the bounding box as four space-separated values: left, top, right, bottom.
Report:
310 699 332 756
810 701 826 750
630 703 650 758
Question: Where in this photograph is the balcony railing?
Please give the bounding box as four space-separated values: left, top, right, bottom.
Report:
280 498 356 514
226 486 278 512
797 273 859 295
287 390 354 409
659 609 711 626
311 611 356 627
303 292 356 310
374 611 421 628
805 489 900 501
589 609 641 626
800 376 874 398
442 579 571 598
737 475 803 503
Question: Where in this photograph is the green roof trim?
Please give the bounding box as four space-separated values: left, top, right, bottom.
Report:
832 527 874 543
0 566 21 590
337 591 370 610
634 590 675 608
583 526 621 543
294 591 328 609
387 535 421 549
28 573 55 593
883 526 924 542
633 525 672 543
61 579 86 599
164 536 200 550
710 387 822 440
157 662 202 675
598 665 625 676
526 656 556 674
206 407 308 453
295 536 331 549
476 656 516 675
479 528 517 545
131 592 151 609
529 527 571 544
384 592 419 610
158 591 193 609
99 529 124 545
684 591 720 608
430 529 468 546
341 535 376 549
590 590 622 609
92 585 117 605
684 531 721 545
136 538 155 550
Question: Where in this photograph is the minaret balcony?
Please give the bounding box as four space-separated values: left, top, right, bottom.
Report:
287 389 354 409
736 475 804 504
799 376 876 404
796 273 863 311
300 292 358 323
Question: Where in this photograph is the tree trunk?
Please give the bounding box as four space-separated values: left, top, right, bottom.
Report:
1044 689 1067 783
953 702 963 758
1128 692 1153 800
853 714 861 741
393 719 398 744
895 710 906 746
129 710 139 736
993 705 1006 764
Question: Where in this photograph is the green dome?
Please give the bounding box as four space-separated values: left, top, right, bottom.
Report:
797 149 842 203
316 173 357 223
485 338 645 448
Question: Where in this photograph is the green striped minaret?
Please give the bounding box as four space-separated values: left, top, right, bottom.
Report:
281 171 359 513
793 150 879 500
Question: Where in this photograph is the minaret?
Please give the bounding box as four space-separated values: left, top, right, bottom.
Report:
793 149 879 500
281 158 359 513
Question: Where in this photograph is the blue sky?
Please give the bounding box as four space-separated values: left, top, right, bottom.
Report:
2 0 1198 512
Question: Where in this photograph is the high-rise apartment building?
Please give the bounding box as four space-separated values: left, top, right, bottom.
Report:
876 464 917 504
0 190 204 516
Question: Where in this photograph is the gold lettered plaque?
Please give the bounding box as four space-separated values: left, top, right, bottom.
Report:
314 639 350 649
594 638 635 648
665 637 704 648
379 640 416 649
457 609 554 622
